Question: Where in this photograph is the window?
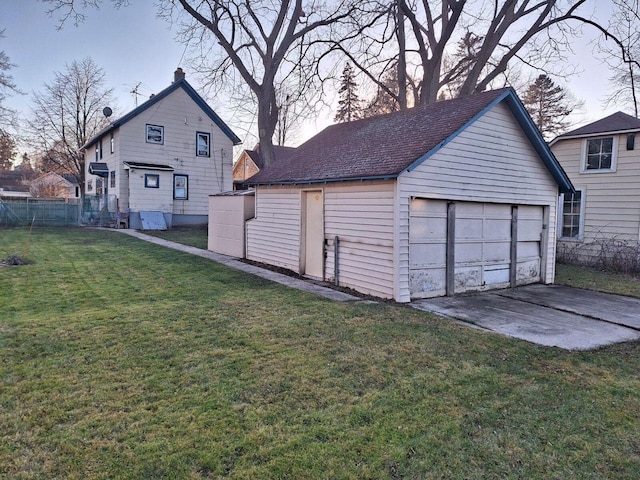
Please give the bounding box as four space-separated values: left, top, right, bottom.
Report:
174 174 188 200
145 174 159 188
561 190 583 239
110 171 116 188
584 137 615 171
96 178 103 196
146 124 164 144
196 132 210 157
87 179 93 192
110 132 115 154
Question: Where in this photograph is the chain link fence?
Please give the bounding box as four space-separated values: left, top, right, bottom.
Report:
0 195 118 228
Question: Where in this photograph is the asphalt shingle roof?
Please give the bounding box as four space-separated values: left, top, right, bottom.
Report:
249 88 513 185
556 111 640 138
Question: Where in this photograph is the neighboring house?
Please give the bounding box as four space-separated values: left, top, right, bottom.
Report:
225 87 573 302
232 144 296 189
550 112 640 263
30 172 80 200
0 170 34 199
83 68 242 229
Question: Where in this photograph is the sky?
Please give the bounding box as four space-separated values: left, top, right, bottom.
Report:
0 0 625 159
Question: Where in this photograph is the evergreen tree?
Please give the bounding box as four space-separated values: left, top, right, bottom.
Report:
334 62 362 122
522 75 580 140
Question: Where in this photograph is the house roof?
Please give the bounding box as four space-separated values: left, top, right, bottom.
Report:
551 111 640 143
248 87 573 193
82 78 242 149
239 144 297 171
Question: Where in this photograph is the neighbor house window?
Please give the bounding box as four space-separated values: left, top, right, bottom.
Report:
87 179 93 192
96 178 103 196
145 174 159 188
196 132 210 157
561 190 583 239
584 137 615 171
110 171 116 188
110 132 115 154
146 124 164 144
174 174 188 200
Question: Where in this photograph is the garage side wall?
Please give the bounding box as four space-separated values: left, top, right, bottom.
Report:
397 102 559 302
324 181 395 299
246 186 301 272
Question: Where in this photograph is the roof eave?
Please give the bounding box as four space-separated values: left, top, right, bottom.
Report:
82 79 242 149
550 127 640 146
248 173 399 187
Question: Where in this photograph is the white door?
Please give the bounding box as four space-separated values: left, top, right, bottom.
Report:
409 199 543 299
302 190 324 278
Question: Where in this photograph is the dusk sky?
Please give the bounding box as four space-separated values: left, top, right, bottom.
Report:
1 0 625 154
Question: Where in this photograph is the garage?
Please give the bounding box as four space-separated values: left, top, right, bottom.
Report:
409 199 546 299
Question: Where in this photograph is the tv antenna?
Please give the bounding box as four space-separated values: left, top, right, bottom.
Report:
130 82 143 107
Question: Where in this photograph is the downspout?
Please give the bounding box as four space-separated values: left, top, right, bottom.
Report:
334 235 340 287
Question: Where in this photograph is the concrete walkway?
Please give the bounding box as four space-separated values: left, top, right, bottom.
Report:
412 284 640 350
114 229 360 302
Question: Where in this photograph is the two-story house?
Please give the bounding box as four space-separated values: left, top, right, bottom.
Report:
83 68 242 229
550 111 640 263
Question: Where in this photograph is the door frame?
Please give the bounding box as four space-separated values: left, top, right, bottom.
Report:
300 189 324 278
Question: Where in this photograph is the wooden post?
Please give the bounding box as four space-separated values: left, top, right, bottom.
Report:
510 205 518 288
446 202 456 296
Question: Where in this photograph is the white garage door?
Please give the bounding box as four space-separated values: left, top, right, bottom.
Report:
409 199 543 299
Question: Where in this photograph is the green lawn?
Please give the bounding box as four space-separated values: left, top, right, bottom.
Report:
2 227 640 479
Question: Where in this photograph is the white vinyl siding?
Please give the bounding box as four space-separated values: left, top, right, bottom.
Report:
397 102 559 302
324 181 395 299
118 87 233 216
245 182 396 299
246 187 301 272
552 135 640 243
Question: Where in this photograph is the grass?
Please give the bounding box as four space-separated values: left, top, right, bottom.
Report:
556 263 640 298
2 227 640 479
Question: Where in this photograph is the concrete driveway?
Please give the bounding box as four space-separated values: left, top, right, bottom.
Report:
411 284 640 350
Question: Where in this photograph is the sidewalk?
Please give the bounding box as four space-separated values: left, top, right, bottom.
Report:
114 229 361 302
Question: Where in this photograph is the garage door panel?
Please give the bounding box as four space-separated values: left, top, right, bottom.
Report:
456 218 483 238
410 242 446 267
409 199 544 299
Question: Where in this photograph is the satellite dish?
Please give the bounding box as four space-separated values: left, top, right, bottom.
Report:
103 106 113 118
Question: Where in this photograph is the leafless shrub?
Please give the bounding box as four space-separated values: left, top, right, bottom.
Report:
557 237 640 275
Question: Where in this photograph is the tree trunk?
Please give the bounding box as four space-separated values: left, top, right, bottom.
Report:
257 83 279 167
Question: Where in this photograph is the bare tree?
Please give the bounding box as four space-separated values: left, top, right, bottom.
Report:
346 1 640 109
0 29 21 128
26 58 114 190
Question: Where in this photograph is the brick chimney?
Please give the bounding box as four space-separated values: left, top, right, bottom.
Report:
174 67 185 83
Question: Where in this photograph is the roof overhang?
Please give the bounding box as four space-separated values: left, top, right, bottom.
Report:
549 128 640 146
123 162 174 171
88 162 110 177
248 174 398 187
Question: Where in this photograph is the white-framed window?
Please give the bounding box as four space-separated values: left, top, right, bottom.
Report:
146 124 164 144
174 174 188 200
145 174 159 188
196 132 210 157
582 136 617 172
559 189 585 240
